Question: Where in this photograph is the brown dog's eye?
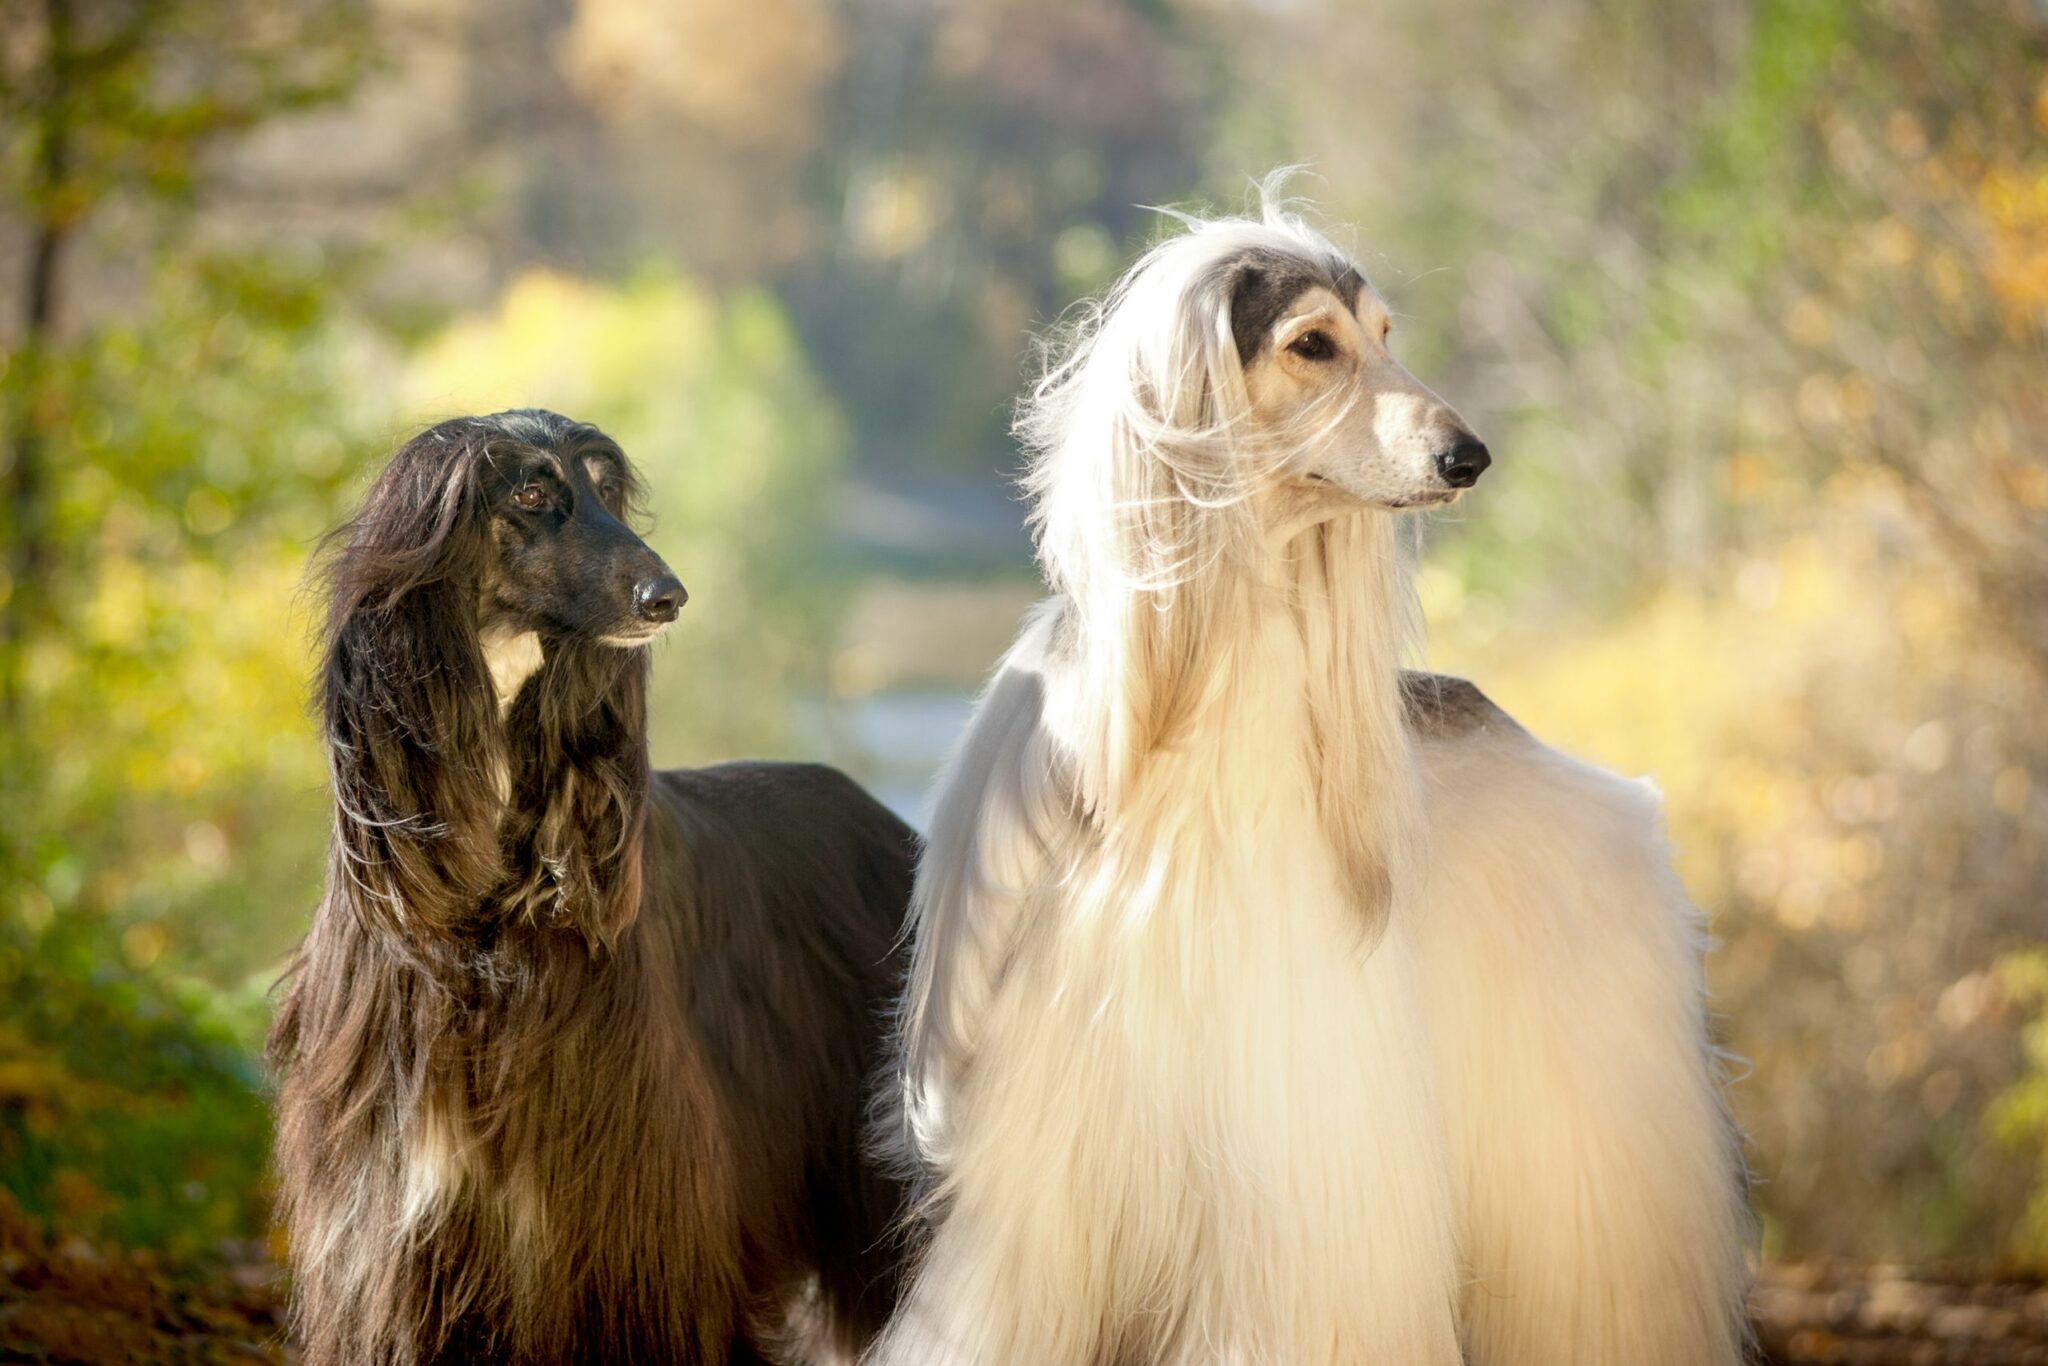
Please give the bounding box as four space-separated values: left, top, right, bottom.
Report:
1381 317 1394 341
1288 330 1335 361
512 483 549 510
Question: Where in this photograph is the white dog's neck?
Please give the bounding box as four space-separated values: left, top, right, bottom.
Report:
1213 513 1423 926
1258 481 1360 549
1180 574 1320 788
1270 518 1413 763
1056 510 1420 932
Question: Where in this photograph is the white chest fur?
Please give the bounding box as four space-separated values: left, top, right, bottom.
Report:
909 616 1464 1365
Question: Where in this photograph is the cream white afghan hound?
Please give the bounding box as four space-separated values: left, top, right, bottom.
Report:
870 188 1750 1366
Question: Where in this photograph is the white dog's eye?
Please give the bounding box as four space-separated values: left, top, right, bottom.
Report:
1288 330 1336 361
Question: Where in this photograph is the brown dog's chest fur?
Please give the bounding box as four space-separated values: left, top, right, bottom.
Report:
273 764 914 1366
275 902 746 1364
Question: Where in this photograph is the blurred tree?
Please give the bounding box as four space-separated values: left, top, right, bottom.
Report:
0 0 382 980
786 0 1216 478
0 0 372 713
0 0 380 1255
562 0 843 155
463 0 1222 482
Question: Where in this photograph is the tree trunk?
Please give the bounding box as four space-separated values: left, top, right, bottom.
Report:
3 0 73 720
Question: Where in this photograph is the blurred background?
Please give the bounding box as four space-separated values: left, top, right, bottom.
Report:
0 0 2044 1327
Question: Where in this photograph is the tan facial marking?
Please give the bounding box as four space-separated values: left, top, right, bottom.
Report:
1238 276 1482 518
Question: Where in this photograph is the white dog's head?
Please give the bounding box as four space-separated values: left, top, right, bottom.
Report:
1019 188 1468 880
1021 195 1488 601
1228 245 1488 519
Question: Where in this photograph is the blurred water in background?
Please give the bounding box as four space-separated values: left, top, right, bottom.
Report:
801 688 976 829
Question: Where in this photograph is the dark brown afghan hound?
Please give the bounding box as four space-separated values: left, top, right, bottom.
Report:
268 409 914 1365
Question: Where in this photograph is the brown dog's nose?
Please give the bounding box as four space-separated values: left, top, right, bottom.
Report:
1435 439 1491 489
634 574 687 623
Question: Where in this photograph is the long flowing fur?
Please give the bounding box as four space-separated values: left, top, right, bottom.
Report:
316 419 650 951
874 196 1749 1364
271 413 914 1365
1016 210 1421 945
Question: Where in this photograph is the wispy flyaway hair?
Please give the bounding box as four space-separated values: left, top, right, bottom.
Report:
1017 184 1421 937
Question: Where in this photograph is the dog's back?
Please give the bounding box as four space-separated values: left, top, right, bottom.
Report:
649 761 916 1351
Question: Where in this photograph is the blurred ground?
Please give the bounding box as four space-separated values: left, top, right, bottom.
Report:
10 1168 2048 1364
1754 1264 2048 1365
0 1195 285 1364
7 1206 2048 1366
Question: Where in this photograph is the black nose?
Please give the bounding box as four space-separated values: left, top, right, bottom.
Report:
633 573 687 623
1434 438 1492 489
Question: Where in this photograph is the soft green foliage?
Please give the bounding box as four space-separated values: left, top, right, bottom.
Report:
0 917 271 1256
4 245 378 979
1 0 382 1261
0 243 385 1250
0 0 372 219
1993 951 2048 1262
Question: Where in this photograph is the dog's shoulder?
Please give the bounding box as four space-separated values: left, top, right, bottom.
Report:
1399 671 1525 741
654 760 917 849
668 758 871 807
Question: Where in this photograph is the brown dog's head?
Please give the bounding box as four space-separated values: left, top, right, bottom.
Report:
316 410 665 951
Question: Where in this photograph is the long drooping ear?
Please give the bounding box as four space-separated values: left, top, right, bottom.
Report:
495 641 649 950
1294 512 1425 948
1020 237 1261 816
318 423 505 942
